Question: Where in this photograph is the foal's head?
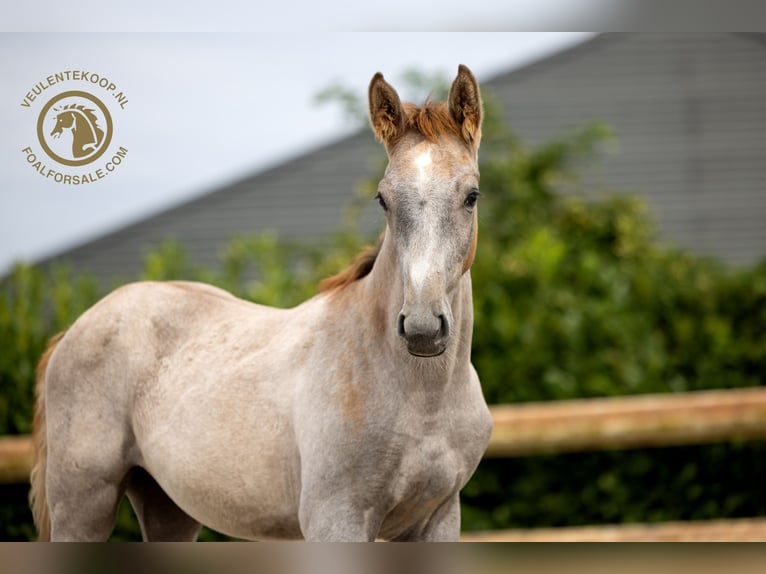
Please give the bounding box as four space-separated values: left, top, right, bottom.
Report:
369 65 483 357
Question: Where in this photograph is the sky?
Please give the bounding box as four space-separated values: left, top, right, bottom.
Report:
0 32 593 273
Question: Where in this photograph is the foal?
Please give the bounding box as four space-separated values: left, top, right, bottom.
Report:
30 65 492 541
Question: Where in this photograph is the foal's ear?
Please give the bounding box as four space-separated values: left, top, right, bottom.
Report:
448 64 483 148
368 72 404 150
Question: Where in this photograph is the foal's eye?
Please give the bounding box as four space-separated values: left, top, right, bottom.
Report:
464 190 480 209
375 192 388 211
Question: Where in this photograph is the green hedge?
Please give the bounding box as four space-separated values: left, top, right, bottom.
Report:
2 92 765 539
462 106 766 530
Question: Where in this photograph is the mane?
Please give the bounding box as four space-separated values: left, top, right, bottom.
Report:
401 101 461 142
318 239 382 293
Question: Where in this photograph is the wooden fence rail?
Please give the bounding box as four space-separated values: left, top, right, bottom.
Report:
486 386 766 457
3 387 766 540
0 435 33 485
3 387 766 484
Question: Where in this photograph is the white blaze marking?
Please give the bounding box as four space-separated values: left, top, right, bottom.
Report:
414 149 432 182
409 257 431 291
407 147 439 294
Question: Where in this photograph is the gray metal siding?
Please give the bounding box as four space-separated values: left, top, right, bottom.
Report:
488 34 766 264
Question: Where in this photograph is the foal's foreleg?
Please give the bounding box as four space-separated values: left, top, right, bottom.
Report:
299 493 380 542
401 493 462 542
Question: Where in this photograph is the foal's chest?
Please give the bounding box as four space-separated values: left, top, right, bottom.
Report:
377 431 469 538
393 435 462 503
377 387 490 533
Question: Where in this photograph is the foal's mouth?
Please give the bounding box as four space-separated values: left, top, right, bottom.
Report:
407 348 447 358
404 339 448 358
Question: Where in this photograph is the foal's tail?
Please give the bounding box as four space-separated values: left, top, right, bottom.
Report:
29 331 66 541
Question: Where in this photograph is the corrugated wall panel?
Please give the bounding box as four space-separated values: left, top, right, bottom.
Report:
490 34 766 265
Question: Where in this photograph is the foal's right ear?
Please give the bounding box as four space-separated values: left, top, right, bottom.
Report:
368 72 404 150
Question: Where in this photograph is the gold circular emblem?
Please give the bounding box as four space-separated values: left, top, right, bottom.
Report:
37 90 113 167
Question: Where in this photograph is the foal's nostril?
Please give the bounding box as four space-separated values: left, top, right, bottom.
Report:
397 313 407 338
398 312 449 340
438 314 449 339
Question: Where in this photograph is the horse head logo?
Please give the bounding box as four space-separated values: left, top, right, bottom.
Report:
50 104 105 159
37 90 113 167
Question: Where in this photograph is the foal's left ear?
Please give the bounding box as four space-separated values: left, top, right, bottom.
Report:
448 65 483 148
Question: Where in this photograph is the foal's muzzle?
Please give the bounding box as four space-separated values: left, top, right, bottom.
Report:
397 310 451 357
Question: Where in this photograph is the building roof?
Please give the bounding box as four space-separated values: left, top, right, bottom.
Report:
41 34 766 285
47 130 385 284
